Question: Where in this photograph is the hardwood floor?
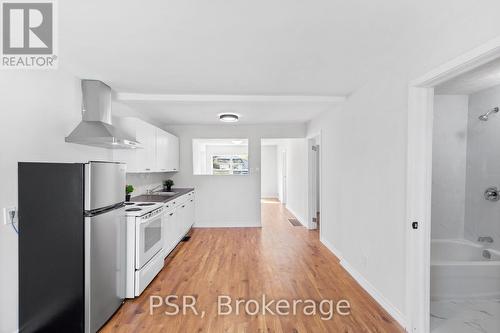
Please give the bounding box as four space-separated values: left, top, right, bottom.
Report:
101 200 403 332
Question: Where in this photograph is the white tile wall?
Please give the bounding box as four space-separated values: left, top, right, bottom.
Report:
465 85 500 250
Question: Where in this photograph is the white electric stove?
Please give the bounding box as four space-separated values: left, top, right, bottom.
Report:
125 201 165 298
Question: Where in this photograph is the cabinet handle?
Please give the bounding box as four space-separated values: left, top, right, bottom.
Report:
181 205 185 208
190 200 193 202
145 168 151 171
169 213 173 216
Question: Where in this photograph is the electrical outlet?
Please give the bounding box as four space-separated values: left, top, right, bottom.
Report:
3 207 17 225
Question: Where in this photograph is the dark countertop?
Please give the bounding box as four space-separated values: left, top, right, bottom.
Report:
131 188 194 204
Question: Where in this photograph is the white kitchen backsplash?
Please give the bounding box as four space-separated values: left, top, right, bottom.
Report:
126 172 176 196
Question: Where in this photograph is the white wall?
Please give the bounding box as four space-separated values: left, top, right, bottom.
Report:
465 85 500 250
0 70 114 333
308 95 408 319
165 125 305 228
283 139 309 225
126 172 176 196
432 95 469 239
261 145 278 198
260 138 309 225
306 3 500 326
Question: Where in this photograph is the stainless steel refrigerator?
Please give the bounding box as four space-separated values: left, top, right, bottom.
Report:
18 161 127 333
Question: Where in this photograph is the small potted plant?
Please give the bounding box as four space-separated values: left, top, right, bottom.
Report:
163 179 174 192
125 185 134 202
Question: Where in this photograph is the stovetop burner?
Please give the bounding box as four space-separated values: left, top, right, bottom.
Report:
137 203 155 206
124 202 135 206
126 208 142 212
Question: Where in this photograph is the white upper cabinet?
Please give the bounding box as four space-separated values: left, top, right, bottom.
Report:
157 130 180 172
135 119 156 172
113 118 179 173
166 132 179 172
156 128 169 172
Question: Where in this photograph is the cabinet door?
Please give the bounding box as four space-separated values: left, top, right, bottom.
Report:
163 210 177 257
112 118 139 172
113 149 137 173
135 120 156 172
176 203 188 239
187 196 195 227
156 129 169 172
166 133 179 172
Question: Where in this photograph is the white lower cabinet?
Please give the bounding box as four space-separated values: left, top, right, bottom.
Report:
162 209 178 256
162 191 195 258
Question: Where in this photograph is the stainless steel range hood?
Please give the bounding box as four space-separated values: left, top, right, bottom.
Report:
65 80 141 149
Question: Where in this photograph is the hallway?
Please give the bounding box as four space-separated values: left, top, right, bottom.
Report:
102 201 403 332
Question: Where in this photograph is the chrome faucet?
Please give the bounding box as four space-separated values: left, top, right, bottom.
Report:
146 184 162 194
478 236 494 243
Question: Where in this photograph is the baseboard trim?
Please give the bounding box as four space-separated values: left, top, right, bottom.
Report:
319 237 407 330
339 258 408 330
285 205 306 227
194 222 262 228
319 236 343 260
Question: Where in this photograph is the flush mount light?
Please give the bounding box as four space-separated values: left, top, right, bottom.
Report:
219 113 239 123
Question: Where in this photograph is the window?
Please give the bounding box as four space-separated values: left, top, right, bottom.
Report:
192 139 249 175
212 155 249 175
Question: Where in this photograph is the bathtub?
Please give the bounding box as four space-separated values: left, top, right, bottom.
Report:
431 239 500 300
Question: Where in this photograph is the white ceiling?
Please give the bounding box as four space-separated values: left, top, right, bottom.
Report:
114 95 342 125
261 138 288 146
436 57 500 95
60 0 410 124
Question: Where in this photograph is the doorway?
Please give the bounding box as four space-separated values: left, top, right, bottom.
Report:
260 138 314 229
407 39 500 332
260 139 280 202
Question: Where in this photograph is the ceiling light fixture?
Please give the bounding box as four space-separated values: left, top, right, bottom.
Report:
219 113 239 123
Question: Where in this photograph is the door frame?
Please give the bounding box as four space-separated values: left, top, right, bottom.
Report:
307 134 321 230
281 150 287 204
406 36 500 333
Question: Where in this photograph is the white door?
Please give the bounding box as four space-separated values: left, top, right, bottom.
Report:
308 139 320 230
282 151 287 204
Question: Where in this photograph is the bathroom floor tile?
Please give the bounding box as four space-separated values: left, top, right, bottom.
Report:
431 299 500 332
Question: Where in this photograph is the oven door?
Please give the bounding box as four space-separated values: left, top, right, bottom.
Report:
135 214 163 270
